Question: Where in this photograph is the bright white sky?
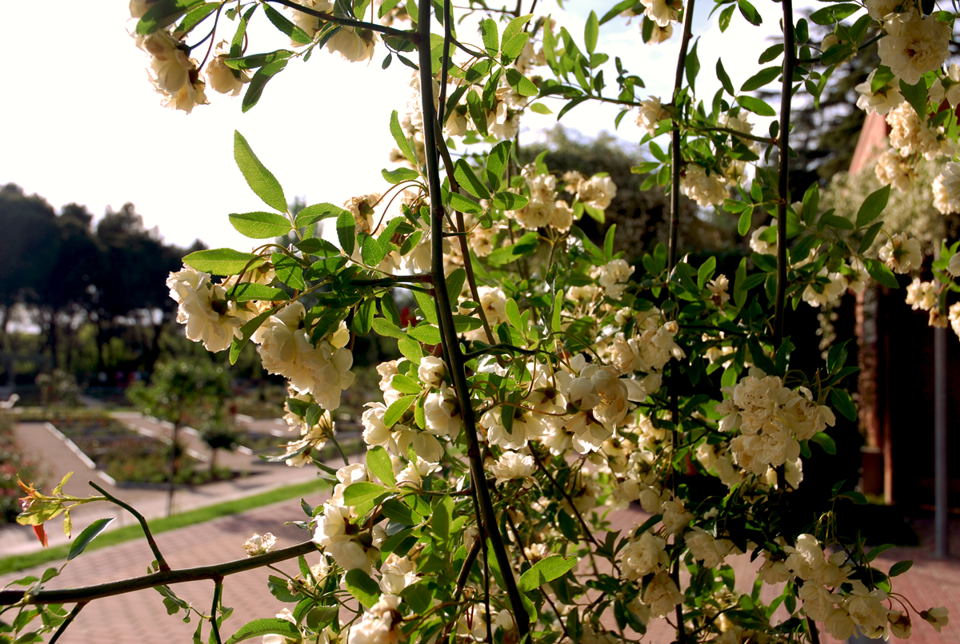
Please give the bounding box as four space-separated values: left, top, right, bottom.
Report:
0 1 792 250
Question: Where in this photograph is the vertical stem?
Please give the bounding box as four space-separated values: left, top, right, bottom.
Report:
416 0 530 637
934 246 949 558
49 602 86 644
668 0 697 270
210 577 224 644
668 4 696 642
774 0 796 347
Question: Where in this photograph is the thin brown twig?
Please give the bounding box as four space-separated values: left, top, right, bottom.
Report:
0 542 316 606
89 483 170 572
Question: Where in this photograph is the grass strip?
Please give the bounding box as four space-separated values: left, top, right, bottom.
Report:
0 478 325 576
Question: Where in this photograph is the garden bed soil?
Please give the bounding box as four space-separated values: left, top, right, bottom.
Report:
44 412 240 487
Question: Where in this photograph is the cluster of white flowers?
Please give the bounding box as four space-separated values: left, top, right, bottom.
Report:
564 172 618 211
636 97 669 136
166 267 251 352
279 394 335 467
878 232 923 274
312 463 382 572
136 31 207 113
681 164 730 207
507 165 575 231
715 372 836 482
242 532 277 556
590 259 633 299
855 70 903 115
933 162 960 214
254 302 355 411
640 0 683 27
877 11 951 85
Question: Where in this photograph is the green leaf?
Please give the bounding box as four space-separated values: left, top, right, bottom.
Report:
550 290 564 333
372 317 406 339
67 518 114 560
808 3 861 25
501 15 532 61
225 49 292 70
865 258 899 288
889 560 913 577
230 307 274 364
455 160 491 200
382 167 420 184
295 202 350 228
740 66 781 92
136 0 202 34
408 324 441 344
684 39 700 89
384 396 415 427
505 68 538 97
811 431 837 456
697 256 717 288
899 77 928 117
361 234 388 266
584 11 599 54
176 3 219 36
234 131 287 211
737 95 777 117
343 481 388 507
344 569 380 608
716 59 734 95
718 4 735 31
480 18 499 56
856 185 890 228
449 191 483 215
486 140 511 188
492 191 528 210
390 110 416 164
737 0 762 25
366 446 396 486
242 58 287 112
263 4 312 44
183 248 259 276
227 283 289 302
229 212 292 239
518 556 577 591
829 388 857 422
225 618 300 644
336 211 356 256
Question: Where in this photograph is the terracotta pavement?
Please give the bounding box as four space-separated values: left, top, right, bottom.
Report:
2 416 958 642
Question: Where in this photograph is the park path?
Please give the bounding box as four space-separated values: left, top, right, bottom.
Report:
1 416 318 557
3 498 955 643
1 497 313 643
3 414 958 642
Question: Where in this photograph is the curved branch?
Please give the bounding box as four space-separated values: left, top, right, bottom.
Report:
90 483 170 573
1 542 316 606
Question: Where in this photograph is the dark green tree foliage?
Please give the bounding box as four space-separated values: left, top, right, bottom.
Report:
0 185 59 313
520 127 733 258
0 184 201 381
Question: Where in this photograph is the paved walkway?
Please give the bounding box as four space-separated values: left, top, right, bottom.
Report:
3 414 958 642
1 415 318 557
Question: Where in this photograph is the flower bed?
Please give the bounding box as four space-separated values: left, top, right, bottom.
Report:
45 412 236 486
0 413 42 523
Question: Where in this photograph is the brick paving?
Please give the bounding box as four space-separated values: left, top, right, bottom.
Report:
3 416 958 642
2 498 315 643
